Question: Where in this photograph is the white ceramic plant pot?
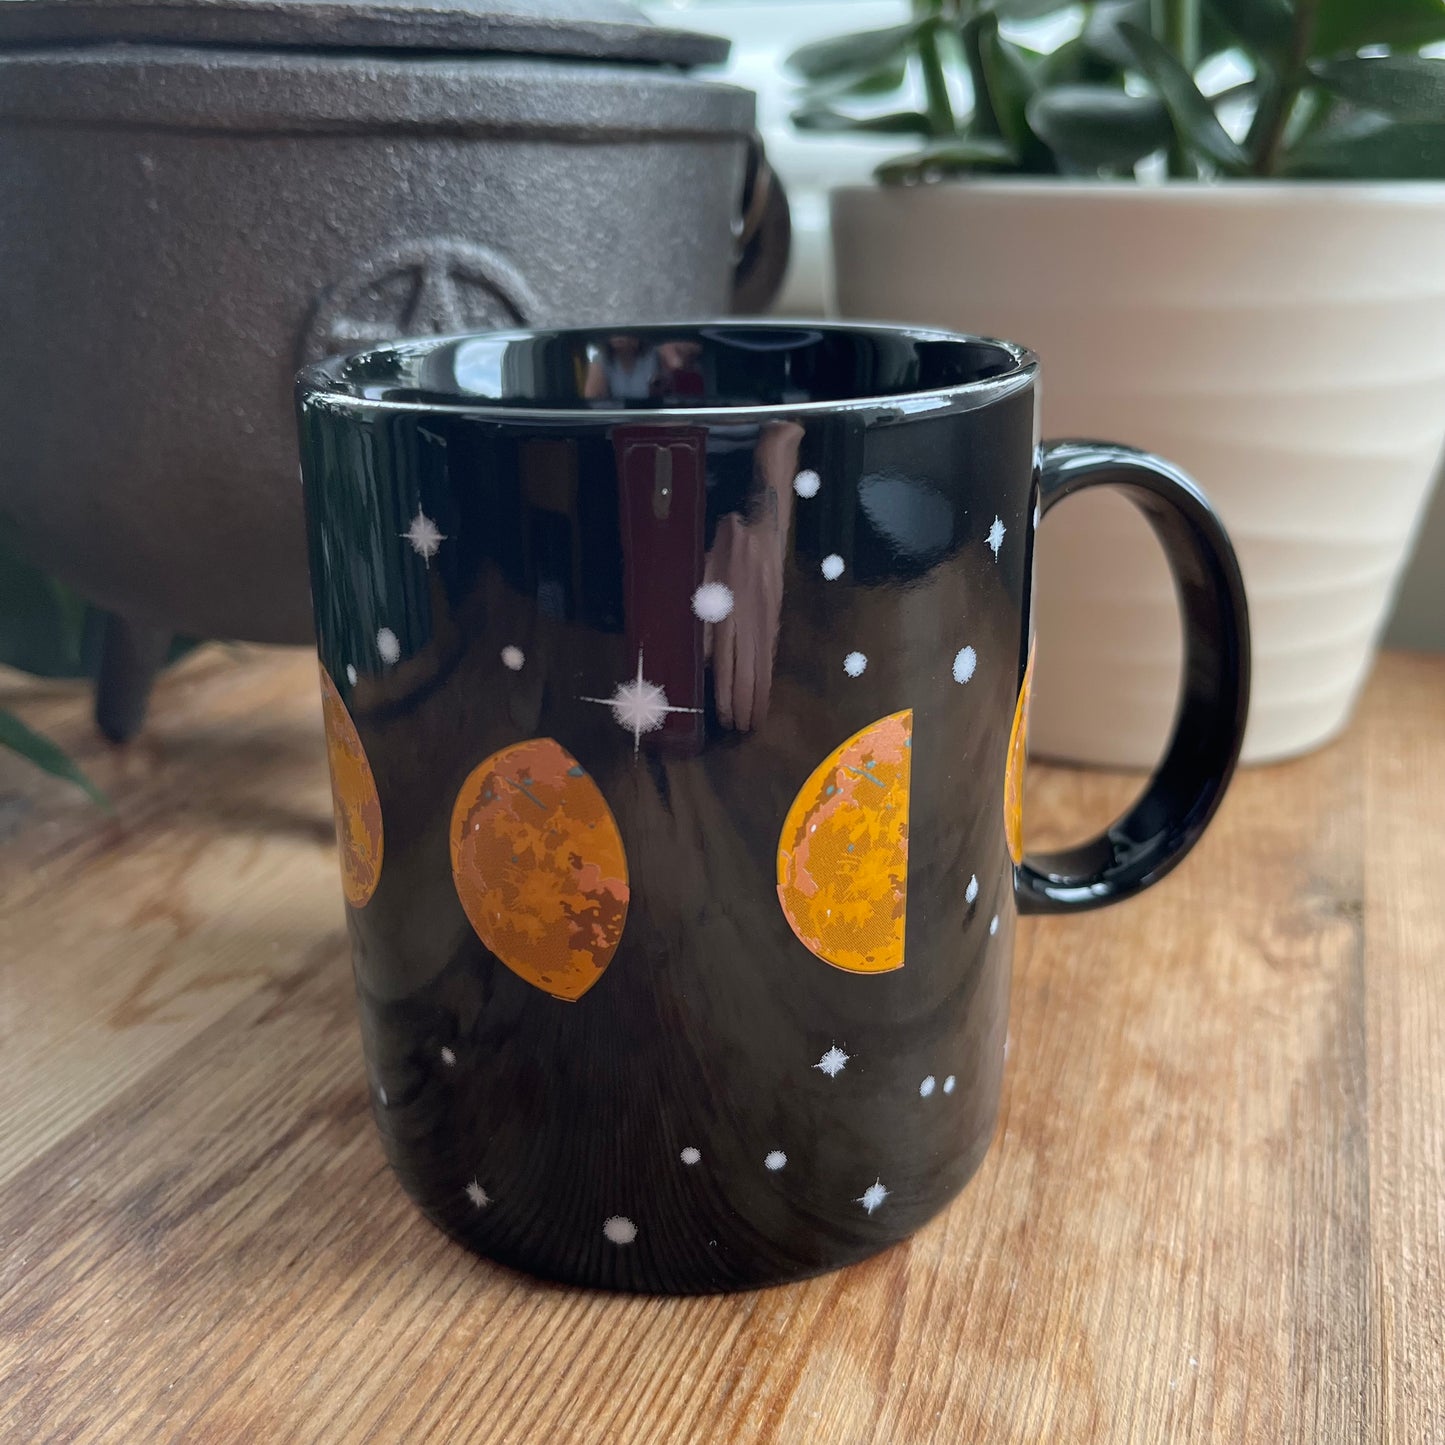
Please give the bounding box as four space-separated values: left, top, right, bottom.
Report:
832 181 1445 765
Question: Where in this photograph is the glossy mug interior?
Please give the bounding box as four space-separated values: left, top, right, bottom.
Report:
296 322 1249 1293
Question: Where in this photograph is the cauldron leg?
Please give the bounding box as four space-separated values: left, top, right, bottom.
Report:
94 613 172 743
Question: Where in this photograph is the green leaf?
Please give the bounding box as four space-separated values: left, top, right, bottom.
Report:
1040 34 1125 86
811 60 910 101
1196 2 1247 57
0 707 111 809
1204 0 1293 58
874 135 1017 183
792 106 932 135
786 22 923 82
1091 0 1237 65
1285 113 1445 176
1310 55 1445 121
0 527 89 678
1026 85 1173 168
1082 0 1151 70
984 0 1077 19
1118 21 1251 171
977 25 1052 161
960 12 1004 139
1311 0 1445 58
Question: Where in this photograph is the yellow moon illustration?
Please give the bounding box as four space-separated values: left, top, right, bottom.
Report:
450 738 629 1002
776 710 912 974
319 665 384 908
1004 643 1035 865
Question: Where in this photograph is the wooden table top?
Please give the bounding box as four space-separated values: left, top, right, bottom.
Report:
1 647 1440 1444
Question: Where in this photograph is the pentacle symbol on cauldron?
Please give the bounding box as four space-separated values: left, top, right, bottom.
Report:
299 239 541 363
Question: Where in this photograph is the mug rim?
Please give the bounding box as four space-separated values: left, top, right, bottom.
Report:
296 319 1039 422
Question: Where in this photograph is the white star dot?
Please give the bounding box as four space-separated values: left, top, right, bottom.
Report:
581 648 702 758
953 645 977 684
987 515 1007 558
944 1074 957 1094
990 914 1000 935
793 469 821 499
857 1179 889 1214
440 1046 456 1067
764 1150 788 1171
401 509 446 563
919 1075 936 1098
501 645 525 671
680 1147 702 1166
821 554 845 581
465 1180 490 1209
965 874 979 904
843 651 867 678
603 1215 637 1245
814 1045 849 1078
691 582 734 623
345 664 358 686
376 627 400 665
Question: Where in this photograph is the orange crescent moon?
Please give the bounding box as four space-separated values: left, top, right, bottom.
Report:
776 710 912 974
1004 643 1035 866
319 665 384 908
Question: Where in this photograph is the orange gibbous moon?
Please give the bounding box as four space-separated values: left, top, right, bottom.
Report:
776 710 913 974
1004 643 1035 865
450 738 629 1001
319 665 384 908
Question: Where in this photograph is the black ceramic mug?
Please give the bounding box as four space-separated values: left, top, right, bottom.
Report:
296 322 1249 1294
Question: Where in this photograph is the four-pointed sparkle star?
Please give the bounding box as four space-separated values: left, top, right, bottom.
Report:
581 649 702 758
857 1179 890 1215
402 509 446 564
987 515 1007 558
814 1045 850 1078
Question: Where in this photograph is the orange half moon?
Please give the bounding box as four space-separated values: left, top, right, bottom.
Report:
319 665 384 908
776 710 912 974
1004 643 1035 865
450 739 629 1001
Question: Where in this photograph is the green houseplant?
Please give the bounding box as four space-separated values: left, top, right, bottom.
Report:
796 0 1445 764
790 0 1445 182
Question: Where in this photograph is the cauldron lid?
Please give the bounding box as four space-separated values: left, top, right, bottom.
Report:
0 0 731 65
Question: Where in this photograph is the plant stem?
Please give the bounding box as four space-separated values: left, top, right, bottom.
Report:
1245 74 1292 175
916 17 956 138
1151 0 1199 68
1152 0 1200 177
1246 0 1316 175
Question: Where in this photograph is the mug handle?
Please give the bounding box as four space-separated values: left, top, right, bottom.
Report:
1015 440 1251 916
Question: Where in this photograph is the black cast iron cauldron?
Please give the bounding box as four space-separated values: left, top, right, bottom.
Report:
0 0 786 736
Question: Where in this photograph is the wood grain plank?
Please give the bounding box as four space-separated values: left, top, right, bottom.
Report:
0 647 1441 1443
0 650 341 1184
1361 656 1445 1445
